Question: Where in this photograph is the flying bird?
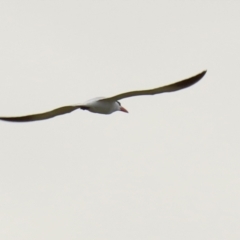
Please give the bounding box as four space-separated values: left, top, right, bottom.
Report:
0 70 206 122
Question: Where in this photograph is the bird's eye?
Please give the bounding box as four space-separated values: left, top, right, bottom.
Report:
117 101 121 106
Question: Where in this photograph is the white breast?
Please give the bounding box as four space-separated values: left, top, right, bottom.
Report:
84 97 118 114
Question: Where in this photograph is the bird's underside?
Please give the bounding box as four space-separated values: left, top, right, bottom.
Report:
0 70 207 122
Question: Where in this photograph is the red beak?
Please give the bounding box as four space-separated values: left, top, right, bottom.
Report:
120 106 128 113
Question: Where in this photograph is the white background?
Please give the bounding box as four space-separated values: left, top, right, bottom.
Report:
0 1 239 239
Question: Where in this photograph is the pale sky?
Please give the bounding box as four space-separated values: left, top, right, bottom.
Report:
0 1 239 239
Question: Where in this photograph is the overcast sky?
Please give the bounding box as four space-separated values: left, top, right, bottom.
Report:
0 1 239 239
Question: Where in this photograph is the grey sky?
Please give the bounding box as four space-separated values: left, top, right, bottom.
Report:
0 1 239 239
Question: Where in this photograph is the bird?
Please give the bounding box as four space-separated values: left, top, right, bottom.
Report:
0 70 206 122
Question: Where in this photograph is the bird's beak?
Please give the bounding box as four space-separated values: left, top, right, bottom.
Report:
120 106 128 113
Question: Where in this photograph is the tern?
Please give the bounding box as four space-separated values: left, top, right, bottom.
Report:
0 70 206 122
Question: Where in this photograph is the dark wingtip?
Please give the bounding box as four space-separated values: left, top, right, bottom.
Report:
192 70 207 82
197 70 207 77
0 117 32 122
199 70 207 79
171 70 207 90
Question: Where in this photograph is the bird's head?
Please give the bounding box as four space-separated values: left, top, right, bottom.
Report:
116 101 128 113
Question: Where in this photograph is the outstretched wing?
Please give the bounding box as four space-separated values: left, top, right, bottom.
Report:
0 105 82 122
101 70 206 102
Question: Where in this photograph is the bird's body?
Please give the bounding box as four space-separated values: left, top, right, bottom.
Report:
81 97 128 114
0 70 207 122
81 97 114 114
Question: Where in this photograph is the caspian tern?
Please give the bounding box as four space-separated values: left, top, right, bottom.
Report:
0 70 206 122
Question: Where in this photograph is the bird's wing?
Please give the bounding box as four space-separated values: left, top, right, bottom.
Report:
0 105 82 122
101 70 206 102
